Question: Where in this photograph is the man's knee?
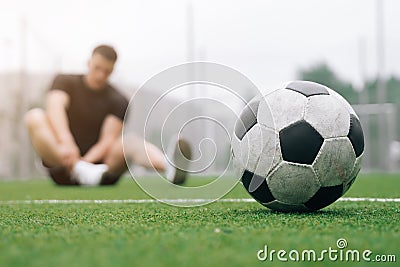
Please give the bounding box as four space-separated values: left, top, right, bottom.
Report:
24 108 46 129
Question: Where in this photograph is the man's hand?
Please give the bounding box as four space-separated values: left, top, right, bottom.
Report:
59 142 81 170
82 115 123 164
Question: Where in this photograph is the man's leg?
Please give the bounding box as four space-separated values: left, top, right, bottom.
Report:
105 133 191 185
25 108 64 166
104 134 166 174
100 134 165 185
25 108 76 185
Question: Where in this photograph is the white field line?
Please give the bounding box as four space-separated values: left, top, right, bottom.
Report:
0 197 399 205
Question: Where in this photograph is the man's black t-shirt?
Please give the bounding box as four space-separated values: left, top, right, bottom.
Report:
50 74 129 155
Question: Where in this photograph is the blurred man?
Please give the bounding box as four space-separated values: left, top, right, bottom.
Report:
25 44 191 186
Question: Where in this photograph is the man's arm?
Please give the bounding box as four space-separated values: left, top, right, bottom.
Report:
46 90 74 144
46 90 81 168
82 115 123 163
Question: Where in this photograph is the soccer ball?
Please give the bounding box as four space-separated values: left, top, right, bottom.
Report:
231 81 364 212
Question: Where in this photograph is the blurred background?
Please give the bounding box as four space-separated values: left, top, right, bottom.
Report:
1 0 399 180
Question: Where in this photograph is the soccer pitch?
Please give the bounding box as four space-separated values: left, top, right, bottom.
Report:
0 174 399 267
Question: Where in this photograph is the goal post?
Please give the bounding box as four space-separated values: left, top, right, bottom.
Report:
352 103 399 172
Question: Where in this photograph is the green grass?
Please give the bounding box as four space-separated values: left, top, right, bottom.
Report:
0 174 399 267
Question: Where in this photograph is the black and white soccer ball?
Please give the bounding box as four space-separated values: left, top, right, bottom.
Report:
231 81 364 212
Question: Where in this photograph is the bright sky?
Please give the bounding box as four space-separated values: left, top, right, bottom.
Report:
1 0 399 91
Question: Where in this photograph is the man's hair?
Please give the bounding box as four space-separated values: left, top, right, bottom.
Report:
92 45 118 63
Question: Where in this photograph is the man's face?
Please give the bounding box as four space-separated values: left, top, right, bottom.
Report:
86 53 115 90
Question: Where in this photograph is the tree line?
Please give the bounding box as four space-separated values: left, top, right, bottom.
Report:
298 63 400 105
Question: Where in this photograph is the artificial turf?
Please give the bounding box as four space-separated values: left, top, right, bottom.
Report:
0 174 399 267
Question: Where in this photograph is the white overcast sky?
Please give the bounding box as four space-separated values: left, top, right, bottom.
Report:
0 0 399 91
